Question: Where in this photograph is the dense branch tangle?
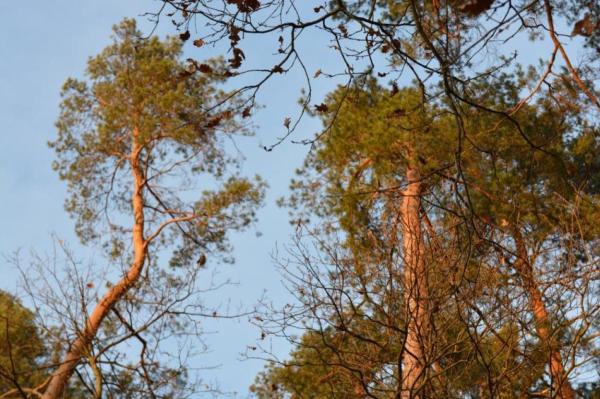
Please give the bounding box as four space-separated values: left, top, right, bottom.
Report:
155 0 599 130
151 2 600 397
248 73 600 398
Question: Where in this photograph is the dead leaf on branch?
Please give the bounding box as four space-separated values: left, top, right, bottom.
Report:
227 0 261 13
185 59 213 74
206 116 223 128
572 13 598 37
229 47 245 69
457 0 495 16
179 30 191 41
229 25 241 45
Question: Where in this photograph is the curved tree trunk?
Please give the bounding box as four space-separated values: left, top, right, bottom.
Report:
43 131 147 399
512 231 575 399
400 167 429 399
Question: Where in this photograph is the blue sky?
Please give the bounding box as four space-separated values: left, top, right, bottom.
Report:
0 1 583 396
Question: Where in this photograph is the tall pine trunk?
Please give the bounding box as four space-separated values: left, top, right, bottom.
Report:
43 130 147 399
512 230 575 399
400 167 429 399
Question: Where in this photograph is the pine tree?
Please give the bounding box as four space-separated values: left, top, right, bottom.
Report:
44 19 264 398
272 74 600 397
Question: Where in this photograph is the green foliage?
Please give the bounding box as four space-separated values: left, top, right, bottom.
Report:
250 321 550 399
251 324 402 399
286 78 455 264
49 18 264 266
288 71 599 267
457 70 599 234
0 291 46 394
274 72 600 397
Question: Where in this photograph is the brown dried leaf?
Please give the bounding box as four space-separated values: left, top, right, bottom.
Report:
179 30 191 41
206 116 223 128
229 46 245 69
227 0 261 13
458 0 494 16
572 13 598 37
229 25 241 45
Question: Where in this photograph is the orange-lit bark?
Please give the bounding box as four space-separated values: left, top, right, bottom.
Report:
513 231 575 399
43 130 147 399
400 167 428 399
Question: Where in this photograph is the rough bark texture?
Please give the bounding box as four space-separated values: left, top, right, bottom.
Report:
513 231 575 399
42 130 147 399
400 167 428 399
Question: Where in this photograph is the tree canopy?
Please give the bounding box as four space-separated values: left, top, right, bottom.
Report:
2 3 600 399
254 73 600 398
